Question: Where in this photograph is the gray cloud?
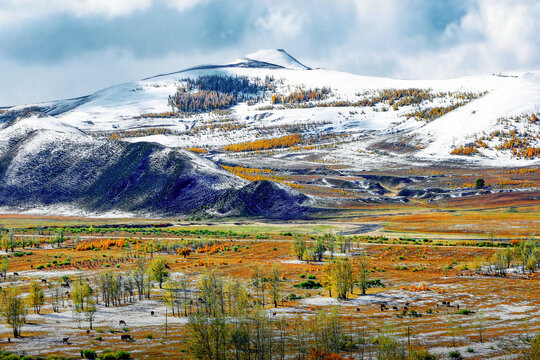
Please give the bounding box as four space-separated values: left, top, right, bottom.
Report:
0 0 539 106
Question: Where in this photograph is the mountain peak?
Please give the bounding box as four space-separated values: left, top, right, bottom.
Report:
242 49 311 70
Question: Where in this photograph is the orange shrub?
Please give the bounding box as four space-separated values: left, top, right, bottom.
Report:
224 134 302 152
75 238 126 251
187 148 207 154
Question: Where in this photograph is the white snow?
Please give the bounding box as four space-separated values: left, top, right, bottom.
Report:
241 49 310 70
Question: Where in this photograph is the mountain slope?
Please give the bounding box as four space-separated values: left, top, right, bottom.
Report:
0 116 313 217
1 50 539 168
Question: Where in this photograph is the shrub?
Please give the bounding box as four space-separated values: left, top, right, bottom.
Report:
307 274 316 279
35 264 45 270
466 347 474 353
123 327 129 332
366 279 384 288
286 293 302 301
409 349 438 360
81 349 97 359
100 353 116 360
475 178 485 188
294 280 322 289
146 334 153 339
448 350 463 359
457 309 473 315
299 274 306 279
21 356 34 360
3 354 21 360
115 350 131 360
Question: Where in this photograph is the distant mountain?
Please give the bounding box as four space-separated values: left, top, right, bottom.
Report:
240 49 311 70
2 49 537 167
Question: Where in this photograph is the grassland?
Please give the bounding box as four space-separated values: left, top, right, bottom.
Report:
0 166 538 360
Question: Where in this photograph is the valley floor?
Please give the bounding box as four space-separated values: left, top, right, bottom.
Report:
0 181 538 359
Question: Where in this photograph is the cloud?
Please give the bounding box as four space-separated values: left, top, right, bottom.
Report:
0 0 151 24
0 0 211 26
167 0 209 12
391 0 540 78
254 7 307 39
0 0 539 105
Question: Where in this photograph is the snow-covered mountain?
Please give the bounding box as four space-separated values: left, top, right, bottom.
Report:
1 49 539 169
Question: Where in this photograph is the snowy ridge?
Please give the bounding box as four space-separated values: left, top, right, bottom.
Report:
240 49 311 70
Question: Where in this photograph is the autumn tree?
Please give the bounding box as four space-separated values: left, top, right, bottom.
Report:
311 237 326 262
329 260 354 300
72 279 93 329
291 234 307 260
28 280 45 314
514 238 538 274
0 287 27 337
310 308 344 354
251 306 274 360
54 229 65 248
226 278 249 317
1 230 15 253
84 293 97 330
325 234 335 259
0 257 8 280
149 256 169 289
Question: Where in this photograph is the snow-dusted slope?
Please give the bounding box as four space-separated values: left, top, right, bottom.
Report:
1 50 539 167
414 72 540 162
241 49 311 70
0 115 313 218
0 116 243 215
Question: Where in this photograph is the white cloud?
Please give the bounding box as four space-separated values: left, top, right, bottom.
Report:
255 8 307 39
391 0 540 78
166 0 208 12
0 0 212 28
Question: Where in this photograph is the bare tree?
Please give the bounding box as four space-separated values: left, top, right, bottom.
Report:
269 263 282 308
474 311 486 343
251 264 266 307
133 259 149 300
358 251 369 295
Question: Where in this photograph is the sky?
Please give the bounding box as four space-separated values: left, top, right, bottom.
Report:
1 0 539 106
